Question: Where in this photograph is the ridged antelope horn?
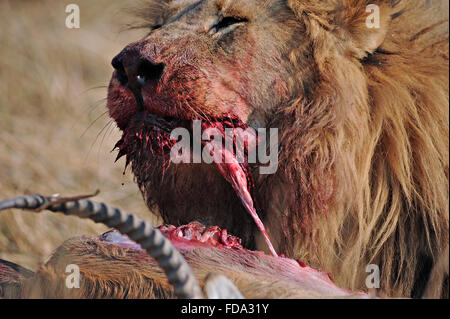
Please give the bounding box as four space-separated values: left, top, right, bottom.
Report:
0 194 204 299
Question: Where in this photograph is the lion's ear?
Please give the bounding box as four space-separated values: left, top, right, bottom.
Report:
341 2 393 57
288 0 394 58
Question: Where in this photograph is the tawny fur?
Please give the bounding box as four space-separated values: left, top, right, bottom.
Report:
277 0 449 297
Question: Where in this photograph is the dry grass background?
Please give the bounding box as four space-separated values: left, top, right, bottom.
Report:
0 0 161 270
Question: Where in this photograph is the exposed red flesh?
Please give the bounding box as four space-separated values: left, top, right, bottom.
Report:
159 222 243 249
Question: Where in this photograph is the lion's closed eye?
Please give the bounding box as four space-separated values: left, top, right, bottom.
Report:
210 15 248 36
214 16 248 30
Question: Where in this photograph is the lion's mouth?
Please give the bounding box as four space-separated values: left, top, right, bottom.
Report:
114 113 188 159
115 111 278 257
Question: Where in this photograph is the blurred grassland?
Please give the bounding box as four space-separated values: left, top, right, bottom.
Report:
0 0 161 270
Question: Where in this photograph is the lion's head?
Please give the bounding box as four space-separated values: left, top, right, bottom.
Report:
107 0 449 297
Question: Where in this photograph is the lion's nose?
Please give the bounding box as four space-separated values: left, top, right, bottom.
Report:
111 49 165 89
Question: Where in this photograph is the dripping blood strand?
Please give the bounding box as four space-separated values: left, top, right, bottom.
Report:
201 121 278 257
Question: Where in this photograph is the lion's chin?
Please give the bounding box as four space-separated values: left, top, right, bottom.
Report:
114 110 278 257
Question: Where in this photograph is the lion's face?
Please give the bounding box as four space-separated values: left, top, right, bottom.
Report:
106 0 309 248
107 0 302 131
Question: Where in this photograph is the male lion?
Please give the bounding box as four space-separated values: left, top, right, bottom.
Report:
105 0 449 298
2 0 446 299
